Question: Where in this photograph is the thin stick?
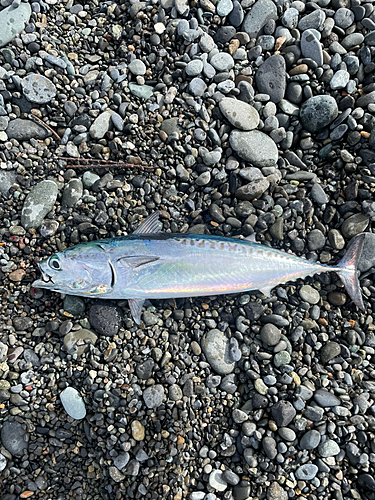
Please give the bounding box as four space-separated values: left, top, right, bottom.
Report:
65 163 155 170
29 114 61 142
58 157 127 164
57 157 155 170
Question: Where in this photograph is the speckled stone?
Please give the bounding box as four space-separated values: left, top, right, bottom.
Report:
21 73 57 104
21 180 58 230
300 95 338 133
219 97 259 130
230 130 278 167
243 0 278 38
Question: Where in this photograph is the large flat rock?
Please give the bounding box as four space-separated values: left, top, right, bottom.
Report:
0 4 31 49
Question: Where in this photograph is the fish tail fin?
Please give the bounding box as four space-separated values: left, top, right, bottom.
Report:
335 233 366 311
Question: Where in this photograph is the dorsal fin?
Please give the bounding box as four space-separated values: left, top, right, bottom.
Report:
134 212 162 234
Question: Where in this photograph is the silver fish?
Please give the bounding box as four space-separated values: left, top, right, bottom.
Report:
32 212 365 325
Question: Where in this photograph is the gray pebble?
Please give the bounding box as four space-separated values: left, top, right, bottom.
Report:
314 388 341 407
143 384 164 409
60 387 86 419
295 463 318 480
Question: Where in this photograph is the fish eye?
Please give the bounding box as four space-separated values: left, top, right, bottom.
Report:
49 256 61 270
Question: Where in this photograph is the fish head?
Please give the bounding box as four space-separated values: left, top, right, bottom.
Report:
32 243 114 296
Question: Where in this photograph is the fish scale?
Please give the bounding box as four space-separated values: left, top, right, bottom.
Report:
33 212 366 325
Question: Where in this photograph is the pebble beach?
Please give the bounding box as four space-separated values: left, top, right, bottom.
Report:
0 0 375 499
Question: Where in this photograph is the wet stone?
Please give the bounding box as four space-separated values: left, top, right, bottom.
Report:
243 0 278 38
299 285 320 304
0 420 28 456
330 70 350 90
143 384 164 409
60 387 86 419
318 439 340 457
341 213 369 238
271 400 296 426
314 388 341 407
320 341 341 364
63 329 97 356
300 429 321 450
301 30 323 66
233 481 251 500
201 329 236 375
6 118 50 141
63 295 85 316
62 179 83 207
136 359 154 380
295 463 318 480
21 180 58 230
88 304 122 337
255 55 286 103
260 324 281 346
300 95 338 133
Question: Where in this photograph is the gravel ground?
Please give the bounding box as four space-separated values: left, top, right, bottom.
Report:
1 0 375 499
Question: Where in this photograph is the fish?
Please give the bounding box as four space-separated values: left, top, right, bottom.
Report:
32 211 366 325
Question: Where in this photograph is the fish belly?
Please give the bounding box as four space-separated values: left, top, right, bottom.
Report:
113 236 322 300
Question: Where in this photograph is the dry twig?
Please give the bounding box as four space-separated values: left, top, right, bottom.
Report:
29 114 61 142
57 157 155 170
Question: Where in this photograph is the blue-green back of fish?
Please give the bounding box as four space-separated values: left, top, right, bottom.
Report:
33 212 366 324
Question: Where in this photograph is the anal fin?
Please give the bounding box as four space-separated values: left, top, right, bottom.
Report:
128 299 145 325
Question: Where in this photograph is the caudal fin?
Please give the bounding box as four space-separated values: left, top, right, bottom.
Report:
336 233 366 311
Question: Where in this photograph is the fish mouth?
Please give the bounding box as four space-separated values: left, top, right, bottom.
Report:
32 269 55 289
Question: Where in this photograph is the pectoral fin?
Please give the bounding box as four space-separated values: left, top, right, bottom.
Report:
128 299 145 325
134 212 161 234
117 255 160 269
